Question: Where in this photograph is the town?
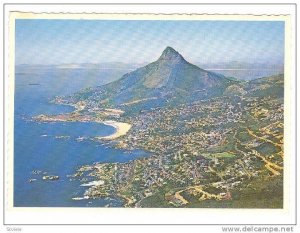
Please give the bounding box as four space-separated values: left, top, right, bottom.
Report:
68 89 283 207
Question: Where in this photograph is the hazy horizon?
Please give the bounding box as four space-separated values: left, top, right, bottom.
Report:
15 59 284 68
16 20 284 66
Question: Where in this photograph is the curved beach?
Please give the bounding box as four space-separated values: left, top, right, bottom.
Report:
96 120 132 140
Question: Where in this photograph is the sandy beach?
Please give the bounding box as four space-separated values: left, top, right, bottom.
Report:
96 120 132 140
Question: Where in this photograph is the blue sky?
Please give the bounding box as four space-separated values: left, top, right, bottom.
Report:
15 20 284 65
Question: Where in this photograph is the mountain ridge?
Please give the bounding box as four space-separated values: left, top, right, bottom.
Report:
67 47 238 112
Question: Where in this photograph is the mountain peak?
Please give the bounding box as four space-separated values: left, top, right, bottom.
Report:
159 47 185 63
75 46 232 112
163 46 178 54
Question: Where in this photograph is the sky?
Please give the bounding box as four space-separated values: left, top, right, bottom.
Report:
15 20 285 65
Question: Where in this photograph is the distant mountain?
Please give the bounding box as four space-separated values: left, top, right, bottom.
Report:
198 61 284 71
16 62 141 70
68 47 238 112
196 61 284 81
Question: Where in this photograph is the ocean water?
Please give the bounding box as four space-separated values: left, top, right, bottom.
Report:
14 67 148 207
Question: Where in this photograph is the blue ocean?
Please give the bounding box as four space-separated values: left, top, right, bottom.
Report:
14 66 148 207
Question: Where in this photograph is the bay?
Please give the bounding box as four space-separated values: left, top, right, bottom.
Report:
14 66 148 207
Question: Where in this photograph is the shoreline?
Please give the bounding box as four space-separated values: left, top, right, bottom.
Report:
95 120 132 140
33 102 131 140
33 115 132 140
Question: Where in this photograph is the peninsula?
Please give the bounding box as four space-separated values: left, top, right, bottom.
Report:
34 47 284 208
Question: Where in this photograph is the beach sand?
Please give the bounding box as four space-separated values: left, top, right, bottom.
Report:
96 120 132 140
